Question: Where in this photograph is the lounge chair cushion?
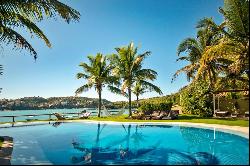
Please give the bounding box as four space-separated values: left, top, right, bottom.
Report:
80 112 91 118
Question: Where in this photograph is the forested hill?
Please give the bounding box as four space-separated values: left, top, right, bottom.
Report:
0 96 113 110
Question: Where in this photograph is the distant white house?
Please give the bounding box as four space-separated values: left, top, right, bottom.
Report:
61 101 68 105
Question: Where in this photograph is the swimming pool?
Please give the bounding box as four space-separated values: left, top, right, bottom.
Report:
0 122 249 165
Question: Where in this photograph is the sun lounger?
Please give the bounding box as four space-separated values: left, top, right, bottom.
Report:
161 110 179 120
131 112 145 120
54 112 73 120
79 112 91 119
151 111 167 120
215 111 229 117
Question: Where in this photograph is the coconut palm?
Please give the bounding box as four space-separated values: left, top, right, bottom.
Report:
110 42 159 117
173 18 223 89
0 0 80 60
196 0 249 82
171 37 201 83
132 81 162 108
75 53 119 117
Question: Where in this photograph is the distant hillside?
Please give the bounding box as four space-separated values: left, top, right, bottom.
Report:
0 96 113 110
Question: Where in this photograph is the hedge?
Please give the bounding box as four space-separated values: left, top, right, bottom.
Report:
138 102 173 114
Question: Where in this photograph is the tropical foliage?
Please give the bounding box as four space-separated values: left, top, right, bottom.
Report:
0 0 80 95
132 80 162 108
180 80 213 117
138 102 173 114
173 0 249 116
75 53 119 117
109 42 161 116
0 0 80 60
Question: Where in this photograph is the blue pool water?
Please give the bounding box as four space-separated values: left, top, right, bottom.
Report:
0 122 248 165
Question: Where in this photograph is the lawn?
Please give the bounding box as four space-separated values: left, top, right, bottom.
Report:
0 114 248 127
88 114 249 127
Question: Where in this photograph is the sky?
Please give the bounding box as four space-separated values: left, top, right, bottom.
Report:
0 0 224 101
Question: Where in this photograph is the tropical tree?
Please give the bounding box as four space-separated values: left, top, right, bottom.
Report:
110 42 159 117
0 0 80 60
0 0 80 94
196 0 249 86
75 53 119 117
132 81 162 108
172 20 222 88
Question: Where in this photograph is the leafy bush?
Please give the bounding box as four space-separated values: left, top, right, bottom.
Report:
138 102 173 114
180 80 213 117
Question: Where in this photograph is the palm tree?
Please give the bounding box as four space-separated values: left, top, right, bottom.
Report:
173 18 223 89
110 42 159 117
171 37 201 83
196 0 249 82
75 53 119 117
0 0 80 60
132 81 162 108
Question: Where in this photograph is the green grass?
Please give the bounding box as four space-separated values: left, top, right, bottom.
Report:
88 114 249 127
0 114 248 127
0 137 4 148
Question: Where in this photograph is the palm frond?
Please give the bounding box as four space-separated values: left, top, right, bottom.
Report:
107 85 128 97
0 0 80 59
221 0 249 40
139 80 163 95
0 0 80 23
135 69 157 81
76 73 89 79
75 84 93 95
172 63 198 82
0 24 37 58
1 12 51 48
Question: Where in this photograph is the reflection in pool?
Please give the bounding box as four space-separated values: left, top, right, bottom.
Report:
0 122 248 165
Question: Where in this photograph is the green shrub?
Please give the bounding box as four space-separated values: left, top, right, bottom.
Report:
138 102 173 114
180 80 213 117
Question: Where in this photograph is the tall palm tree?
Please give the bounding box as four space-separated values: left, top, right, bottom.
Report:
171 37 202 83
173 18 223 89
0 0 80 60
203 0 249 80
110 42 159 117
75 53 119 117
132 81 162 108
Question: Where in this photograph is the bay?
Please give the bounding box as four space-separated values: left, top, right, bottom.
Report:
0 108 128 123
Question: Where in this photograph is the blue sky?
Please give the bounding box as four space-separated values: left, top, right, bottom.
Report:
0 0 223 101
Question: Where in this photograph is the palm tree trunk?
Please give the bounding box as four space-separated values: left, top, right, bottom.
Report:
128 87 132 117
98 89 102 117
136 94 139 108
208 69 214 91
